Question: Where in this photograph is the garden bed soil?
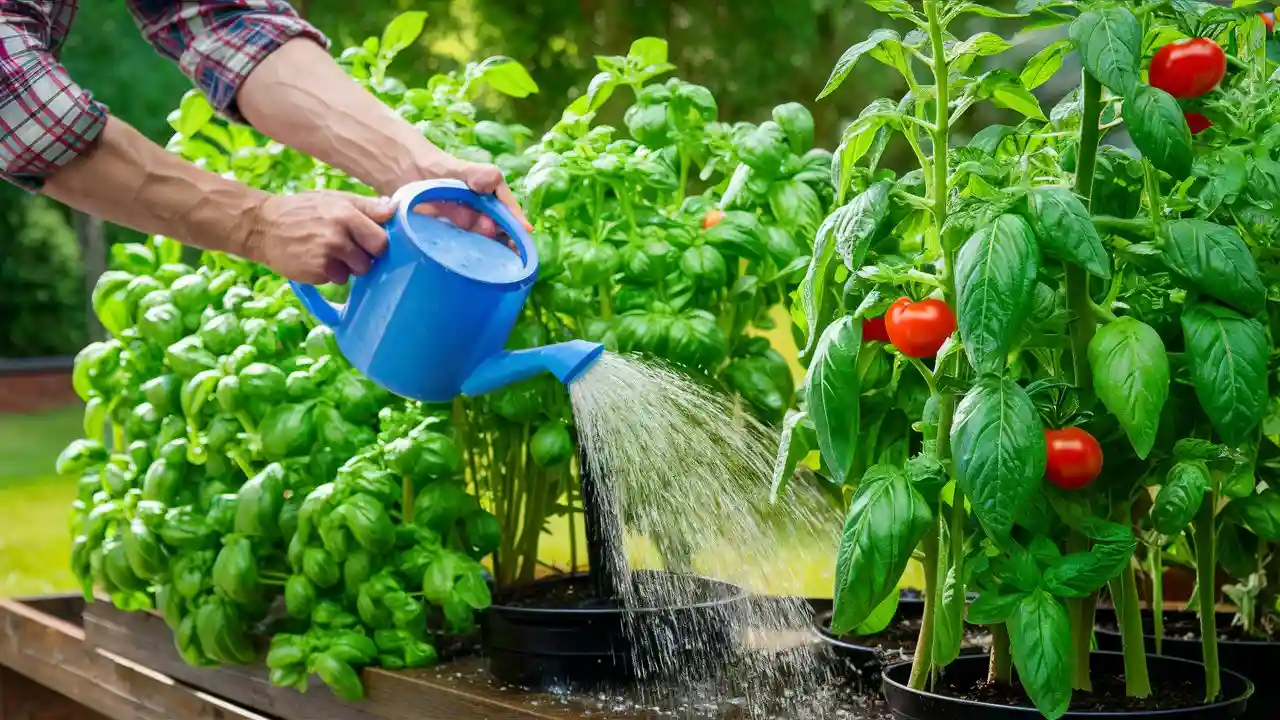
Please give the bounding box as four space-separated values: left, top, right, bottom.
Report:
882 652 1253 719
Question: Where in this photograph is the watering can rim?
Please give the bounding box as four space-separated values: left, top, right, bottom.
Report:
389 178 539 289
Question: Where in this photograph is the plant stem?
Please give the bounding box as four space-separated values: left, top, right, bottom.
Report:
1066 71 1103 404
1067 532 1094 691
1150 545 1164 656
908 524 940 690
1112 561 1153 697
1194 491 1221 701
402 475 414 523
989 623 1013 684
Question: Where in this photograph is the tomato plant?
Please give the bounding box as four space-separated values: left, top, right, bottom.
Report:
884 297 956 358
772 1 1279 717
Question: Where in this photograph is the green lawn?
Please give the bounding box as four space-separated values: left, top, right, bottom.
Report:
0 405 83 597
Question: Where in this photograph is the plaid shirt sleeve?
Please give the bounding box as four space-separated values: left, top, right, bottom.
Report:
127 1 330 123
0 13 109 191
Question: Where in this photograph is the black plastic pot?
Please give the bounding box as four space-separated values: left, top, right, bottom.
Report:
1093 608 1278 720
883 651 1252 718
814 590 982 692
482 570 750 690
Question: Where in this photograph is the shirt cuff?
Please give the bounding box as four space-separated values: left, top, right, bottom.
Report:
180 12 330 124
0 52 109 191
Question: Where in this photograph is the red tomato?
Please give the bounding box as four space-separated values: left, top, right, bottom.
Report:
1184 112 1212 135
1263 13 1275 32
702 208 725 230
862 315 891 343
1044 428 1104 490
1148 38 1227 99
884 297 956 358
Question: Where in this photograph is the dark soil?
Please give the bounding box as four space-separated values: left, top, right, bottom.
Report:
1098 613 1274 644
496 573 736 611
831 615 990 655
948 672 1203 712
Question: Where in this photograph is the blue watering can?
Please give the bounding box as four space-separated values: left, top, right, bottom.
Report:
290 179 604 403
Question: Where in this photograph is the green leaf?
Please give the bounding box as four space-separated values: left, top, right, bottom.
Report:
1163 219 1265 316
773 102 815 154
1198 147 1249 215
1020 40 1072 90
1041 537 1136 598
932 538 966 665
830 465 933 635
380 11 428 56
1088 317 1169 459
1151 461 1211 535
947 2 1025 21
1025 187 1110 279
770 411 813 504
966 589 1028 625
1236 489 1280 541
1069 7 1142 92
806 317 862 486
972 70 1046 120
865 0 919 20
833 100 900 192
1007 589 1073 720
819 30 901 100
474 57 540 98
1124 84 1193 179
955 214 1040 375
1181 302 1269 446
853 587 900 636
951 377 1046 541
768 180 824 235
171 91 214 137
947 32 1013 65
628 37 668 67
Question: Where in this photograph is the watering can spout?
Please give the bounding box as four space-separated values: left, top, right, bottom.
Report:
460 340 605 398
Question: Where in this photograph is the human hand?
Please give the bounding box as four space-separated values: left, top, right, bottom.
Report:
240 190 396 285
410 159 532 244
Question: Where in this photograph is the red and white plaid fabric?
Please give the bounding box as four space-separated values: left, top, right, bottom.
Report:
0 1 328 190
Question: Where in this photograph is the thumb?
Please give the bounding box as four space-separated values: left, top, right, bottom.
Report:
459 163 505 195
348 194 397 222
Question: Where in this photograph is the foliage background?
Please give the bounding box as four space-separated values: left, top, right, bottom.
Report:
1 0 1029 358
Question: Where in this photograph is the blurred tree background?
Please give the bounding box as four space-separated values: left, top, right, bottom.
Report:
2 0 1041 357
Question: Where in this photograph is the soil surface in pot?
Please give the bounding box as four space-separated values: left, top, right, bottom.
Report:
1097 613 1273 644
497 573 736 610
952 675 1202 713
827 615 991 656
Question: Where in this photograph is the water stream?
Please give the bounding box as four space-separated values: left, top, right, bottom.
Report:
568 352 848 717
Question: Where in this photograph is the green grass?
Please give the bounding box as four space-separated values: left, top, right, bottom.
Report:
0 405 84 597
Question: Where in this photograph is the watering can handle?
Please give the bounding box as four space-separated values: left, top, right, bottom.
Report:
288 179 534 329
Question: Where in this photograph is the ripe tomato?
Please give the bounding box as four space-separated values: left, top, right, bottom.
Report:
862 315 891 343
702 208 725 230
884 297 956 358
1184 112 1212 135
1044 428 1104 490
1148 38 1227 99
1263 13 1275 32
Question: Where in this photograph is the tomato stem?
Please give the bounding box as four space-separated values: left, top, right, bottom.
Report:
1110 555 1153 697
1194 487 1221 701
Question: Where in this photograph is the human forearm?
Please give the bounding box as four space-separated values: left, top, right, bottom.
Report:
43 116 268 258
236 39 455 196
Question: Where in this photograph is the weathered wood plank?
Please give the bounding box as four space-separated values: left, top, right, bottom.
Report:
82 601 587 720
0 665 111 720
0 598 265 720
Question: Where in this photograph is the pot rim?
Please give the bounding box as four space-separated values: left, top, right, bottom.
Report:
882 651 1254 717
489 570 750 616
1093 609 1280 649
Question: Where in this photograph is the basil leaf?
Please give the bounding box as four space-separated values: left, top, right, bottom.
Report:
770 410 814 504
1041 537 1136 598
853 586 900 636
1088 317 1169 459
951 377 1046 541
1151 461 1211 535
1236 489 1280 542
932 536 966 665
1028 535 1061 567
1199 147 1249 214
830 465 933 635
1069 7 1142 92
820 29 901 100
1008 589 1073 720
955 214 1040 375
1020 39 1072 90
1181 302 1269 447
1124 84 1193 179
1025 187 1110 279
806 317 862 485
1164 219 1265 316
966 589 1027 625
